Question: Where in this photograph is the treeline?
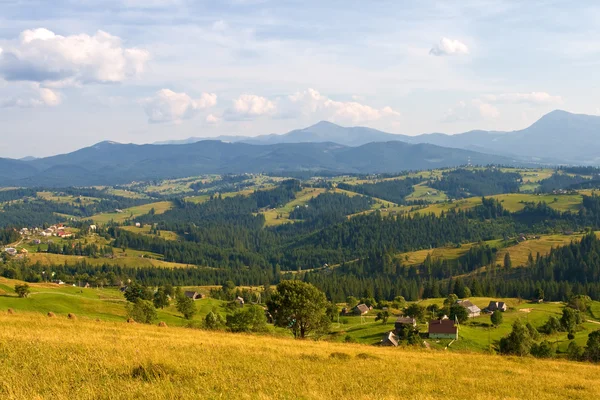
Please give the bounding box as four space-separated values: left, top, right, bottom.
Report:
337 178 420 204
47 242 114 257
537 173 589 193
430 168 521 198
0 228 20 245
289 192 374 222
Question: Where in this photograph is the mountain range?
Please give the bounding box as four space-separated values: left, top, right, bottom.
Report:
1 110 597 187
0 140 517 187
158 110 600 164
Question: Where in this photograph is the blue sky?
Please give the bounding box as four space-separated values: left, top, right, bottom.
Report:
1 0 599 158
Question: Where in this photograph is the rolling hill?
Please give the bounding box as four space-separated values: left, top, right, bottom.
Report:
0 140 517 187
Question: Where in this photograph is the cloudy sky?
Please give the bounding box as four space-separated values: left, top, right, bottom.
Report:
1 0 599 158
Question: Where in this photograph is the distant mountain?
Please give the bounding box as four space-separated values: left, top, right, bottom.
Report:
156 110 600 164
0 140 518 187
19 156 38 161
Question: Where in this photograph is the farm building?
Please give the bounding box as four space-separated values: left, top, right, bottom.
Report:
184 291 204 300
354 304 370 316
394 317 417 333
381 331 399 347
488 301 507 312
235 296 245 307
3 248 17 256
428 319 458 340
456 300 481 318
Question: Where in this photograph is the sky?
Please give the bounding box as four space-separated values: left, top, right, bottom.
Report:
1 0 599 158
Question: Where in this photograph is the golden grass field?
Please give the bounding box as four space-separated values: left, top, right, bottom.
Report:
1 311 599 400
26 250 194 269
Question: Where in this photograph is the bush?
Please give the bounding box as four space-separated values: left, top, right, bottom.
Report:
126 299 157 324
175 295 197 320
226 305 267 333
14 284 30 298
531 340 555 358
204 311 225 330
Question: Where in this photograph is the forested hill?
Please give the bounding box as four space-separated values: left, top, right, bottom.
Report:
0 140 516 187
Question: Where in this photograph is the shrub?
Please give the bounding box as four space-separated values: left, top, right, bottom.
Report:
68 313 77 320
7 308 14 314
531 340 555 358
158 321 167 328
126 299 157 324
14 284 30 298
226 305 267 333
47 312 56 318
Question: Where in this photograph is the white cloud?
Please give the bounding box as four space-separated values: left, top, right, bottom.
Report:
482 92 563 105
442 99 498 122
0 28 149 86
0 86 61 108
225 94 276 120
142 89 217 123
285 88 400 124
206 114 220 124
429 37 470 56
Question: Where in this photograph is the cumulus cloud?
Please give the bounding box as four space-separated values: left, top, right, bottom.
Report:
142 89 217 123
0 86 61 108
206 114 220 124
430 37 469 56
224 94 276 120
0 28 149 86
442 99 498 122
482 92 563 105
285 88 400 124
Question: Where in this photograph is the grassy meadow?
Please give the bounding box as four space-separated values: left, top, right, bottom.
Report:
1 311 600 399
91 201 173 224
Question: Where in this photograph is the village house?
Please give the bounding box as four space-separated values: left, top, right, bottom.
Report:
3 247 17 256
381 331 399 347
235 296 245 307
456 300 481 318
428 319 458 340
89 225 97 231
394 317 417 333
353 303 370 316
487 301 507 312
184 291 204 300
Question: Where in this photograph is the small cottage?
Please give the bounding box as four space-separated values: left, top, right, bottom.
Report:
394 317 417 333
184 291 204 300
354 303 370 316
381 331 399 347
428 319 458 340
488 301 507 312
456 300 481 318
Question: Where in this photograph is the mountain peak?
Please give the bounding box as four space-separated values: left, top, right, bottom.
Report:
305 120 341 130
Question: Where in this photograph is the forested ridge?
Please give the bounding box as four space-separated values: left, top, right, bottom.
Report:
4 172 600 305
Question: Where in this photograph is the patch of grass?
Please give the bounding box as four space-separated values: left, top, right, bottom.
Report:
91 201 173 224
120 225 179 241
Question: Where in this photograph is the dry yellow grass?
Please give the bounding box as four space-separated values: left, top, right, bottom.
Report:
497 234 586 267
27 251 194 269
0 312 599 399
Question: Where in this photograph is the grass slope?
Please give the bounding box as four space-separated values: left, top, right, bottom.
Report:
91 201 173 224
1 312 600 399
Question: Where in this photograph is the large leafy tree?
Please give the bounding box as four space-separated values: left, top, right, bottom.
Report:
267 280 330 339
176 294 197 320
500 320 532 356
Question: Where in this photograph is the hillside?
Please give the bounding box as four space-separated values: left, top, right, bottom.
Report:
1 311 599 399
0 141 516 187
